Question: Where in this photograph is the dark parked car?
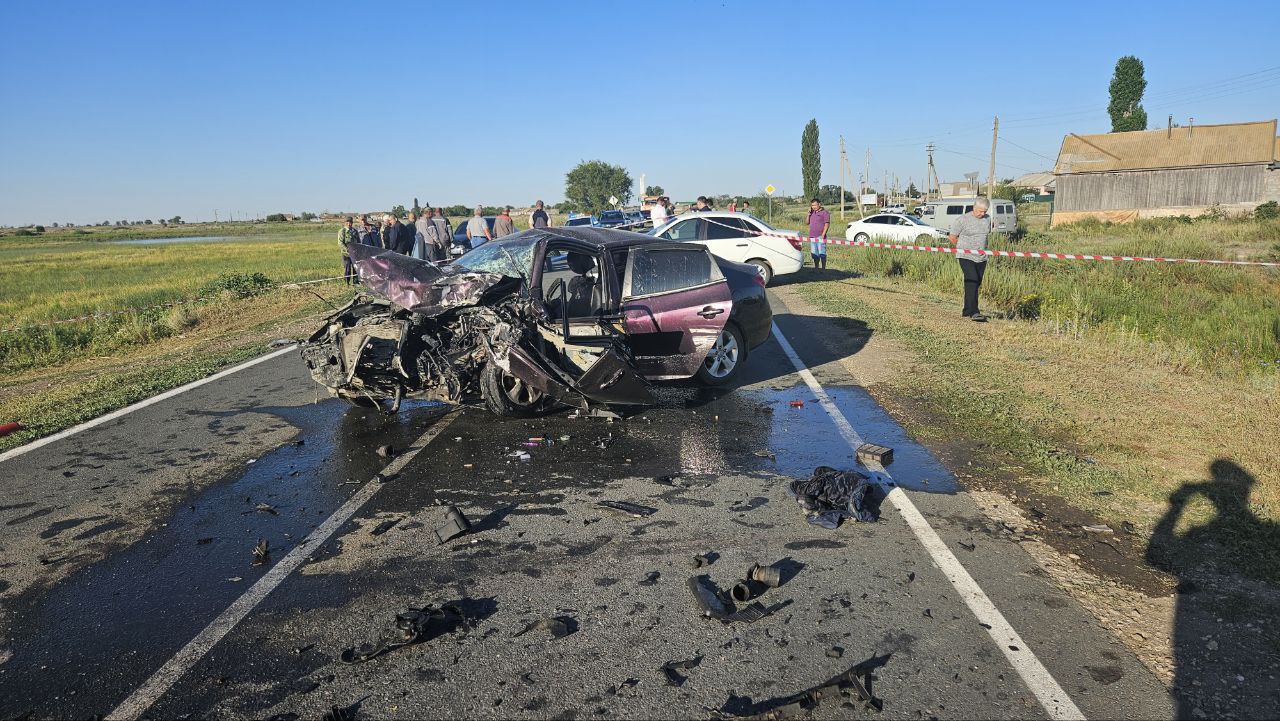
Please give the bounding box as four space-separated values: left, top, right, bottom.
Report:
562 216 594 228
303 227 772 417
596 210 627 228
450 216 496 256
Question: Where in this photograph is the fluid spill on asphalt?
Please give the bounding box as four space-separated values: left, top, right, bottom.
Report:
735 384 957 494
0 399 445 719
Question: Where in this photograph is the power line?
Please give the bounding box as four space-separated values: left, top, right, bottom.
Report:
997 135 1057 163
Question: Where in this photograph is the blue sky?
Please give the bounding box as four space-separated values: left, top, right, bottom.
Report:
2 0 1279 226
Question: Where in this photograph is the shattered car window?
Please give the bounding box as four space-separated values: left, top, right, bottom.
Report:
452 237 537 279
628 248 714 297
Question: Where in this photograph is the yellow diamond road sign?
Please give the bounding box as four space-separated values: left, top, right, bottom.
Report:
765 184 776 195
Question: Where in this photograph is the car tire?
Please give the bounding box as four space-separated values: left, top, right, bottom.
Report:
480 362 548 418
746 258 773 285
853 232 869 243
694 322 746 386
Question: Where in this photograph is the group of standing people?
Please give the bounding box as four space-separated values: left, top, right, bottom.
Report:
337 209 453 285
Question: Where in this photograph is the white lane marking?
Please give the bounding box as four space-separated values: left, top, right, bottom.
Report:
0 345 299 465
770 322 1085 721
106 411 458 721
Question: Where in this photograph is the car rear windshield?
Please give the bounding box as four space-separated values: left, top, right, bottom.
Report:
600 211 623 220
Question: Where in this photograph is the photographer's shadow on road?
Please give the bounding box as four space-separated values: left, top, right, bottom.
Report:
1146 459 1280 719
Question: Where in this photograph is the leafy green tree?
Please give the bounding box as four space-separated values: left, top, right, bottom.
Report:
1108 56 1148 132
300 212 317 221
801 119 821 199
266 213 288 222
565 160 633 213
391 204 406 217
906 182 919 198
645 185 664 196
169 216 182 224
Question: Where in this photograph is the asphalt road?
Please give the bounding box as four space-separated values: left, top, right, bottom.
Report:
0 293 1175 720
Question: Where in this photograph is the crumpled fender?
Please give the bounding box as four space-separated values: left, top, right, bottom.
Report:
348 244 513 317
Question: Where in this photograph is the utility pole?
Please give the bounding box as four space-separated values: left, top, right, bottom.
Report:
839 136 847 220
863 148 871 199
213 209 219 223
987 115 999 204
883 170 888 208
925 143 938 200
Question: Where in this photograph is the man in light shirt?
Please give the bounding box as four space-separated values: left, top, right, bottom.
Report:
465 206 492 249
649 196 669 227
947 197 993 322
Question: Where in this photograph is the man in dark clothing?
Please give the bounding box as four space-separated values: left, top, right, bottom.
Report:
338 216 360 285
531 200 550 229
691 196 713 212
357 215 379 246
380 213 414 254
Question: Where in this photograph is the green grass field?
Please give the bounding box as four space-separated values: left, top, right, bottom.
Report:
766 200 1280 374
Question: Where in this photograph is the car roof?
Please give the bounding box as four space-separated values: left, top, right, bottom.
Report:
491 226 668 250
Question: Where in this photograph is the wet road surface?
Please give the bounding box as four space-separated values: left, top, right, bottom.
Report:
0 295 1174 719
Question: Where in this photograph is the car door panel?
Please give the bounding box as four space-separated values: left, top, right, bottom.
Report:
619 246 733 379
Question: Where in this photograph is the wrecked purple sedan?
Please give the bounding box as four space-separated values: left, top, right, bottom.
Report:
302 227 772 417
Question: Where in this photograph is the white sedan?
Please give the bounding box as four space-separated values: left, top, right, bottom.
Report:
845 213 947 244
650 212 803 285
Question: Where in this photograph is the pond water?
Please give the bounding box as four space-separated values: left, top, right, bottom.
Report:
112 235 238 245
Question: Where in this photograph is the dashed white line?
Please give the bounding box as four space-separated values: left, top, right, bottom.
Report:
770 321 1085 721
106 411 458 721
0 344 299 465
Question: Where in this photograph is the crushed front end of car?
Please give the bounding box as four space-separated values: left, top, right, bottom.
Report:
301 242 653 417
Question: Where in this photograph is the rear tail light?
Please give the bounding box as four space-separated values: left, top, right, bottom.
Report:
786 236 803 251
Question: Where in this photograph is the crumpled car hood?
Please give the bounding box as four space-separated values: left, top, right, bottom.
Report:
348 243 513 317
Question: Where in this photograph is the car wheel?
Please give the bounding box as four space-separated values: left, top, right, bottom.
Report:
695 322 746 386
481 362 548 418
746 258 773 285
853 232 869 243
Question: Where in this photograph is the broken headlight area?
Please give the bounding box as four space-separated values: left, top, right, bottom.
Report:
303 244 654 416
302 293 652 418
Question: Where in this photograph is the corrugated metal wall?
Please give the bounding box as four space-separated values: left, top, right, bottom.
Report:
1056 165 1265 211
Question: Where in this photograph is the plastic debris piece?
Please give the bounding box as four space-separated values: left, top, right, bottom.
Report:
529 437 545 443
370 518 399 536
753 449 777 461
0 422 24 437
789 400 805 408
597 500 657 518
516 451 532 461
748 563 782 588
856 442 894 466
252 539 269 566
731 579 765 603
958 541 976 552
1082 524 1114 533
463 463 474 469
826 647 844 659
340 603 466 664
639 571 661 586
514 616 576 639
376 444 395 458
433 506 470 544
253 502 278 516
661 656 703 687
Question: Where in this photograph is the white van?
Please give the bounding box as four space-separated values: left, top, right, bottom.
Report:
919 197 1017 235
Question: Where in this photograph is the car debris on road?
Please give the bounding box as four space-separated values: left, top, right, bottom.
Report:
339 603 467 664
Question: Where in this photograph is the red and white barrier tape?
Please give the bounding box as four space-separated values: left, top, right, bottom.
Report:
0 275 349 334
695 214 1280 268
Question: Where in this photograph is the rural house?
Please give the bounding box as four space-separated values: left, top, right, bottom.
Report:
1009 171 1056 196
1051 119 1280 225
